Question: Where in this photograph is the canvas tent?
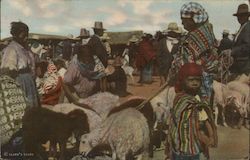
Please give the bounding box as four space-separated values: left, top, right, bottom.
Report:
106 30 143 45
1 33 69 42
0 33 71 58
104 30 143 56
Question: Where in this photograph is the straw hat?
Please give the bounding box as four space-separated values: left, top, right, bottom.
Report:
77 28 90 38
66 34 74 39
233 4 250 16
101 33 110 40
164 22 182 34
31 42 43 54
129 35 139 42
92 21 106 30
222 29 230 35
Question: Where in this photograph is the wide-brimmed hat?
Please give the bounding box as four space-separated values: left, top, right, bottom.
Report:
31 42 43 54
233 4 250 16
129 35 139 42
164 22 182 34
101 33 110 40
77 28 90 38
66 34 74 39
92 21 106 30
141 33 153 39
141 33 147 38
222 29 230 35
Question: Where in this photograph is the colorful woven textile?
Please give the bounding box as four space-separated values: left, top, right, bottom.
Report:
171 22 218 74
181 2 208 24
0 75 27 145
170 92 216 156
169 21 218 99
170 92 201 155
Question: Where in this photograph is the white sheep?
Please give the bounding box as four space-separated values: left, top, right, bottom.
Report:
78 92 120 120
150 86 175 129
213 80 247 127
79 108 150 160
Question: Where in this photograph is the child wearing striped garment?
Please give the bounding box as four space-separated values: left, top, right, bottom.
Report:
168 63 217 160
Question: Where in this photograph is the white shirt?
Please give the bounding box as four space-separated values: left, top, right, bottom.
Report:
166 37 179 52
195 95 209 121
1 41 33 71
82 38 90 45
58 68 67 79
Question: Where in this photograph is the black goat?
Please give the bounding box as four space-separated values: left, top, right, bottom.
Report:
22 107 89 160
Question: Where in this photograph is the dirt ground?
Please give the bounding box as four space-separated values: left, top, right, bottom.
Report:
121 75 249 160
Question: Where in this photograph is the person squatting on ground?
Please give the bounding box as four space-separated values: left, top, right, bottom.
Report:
63 45 102 102
106 57 131 97
168 63 217 160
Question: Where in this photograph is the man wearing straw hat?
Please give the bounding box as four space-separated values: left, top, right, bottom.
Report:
157 22 181 85
230 3 250 75
122 35 139 67
73 28 90 56
77 28 91 45
88 21 108 67
218 29 233 54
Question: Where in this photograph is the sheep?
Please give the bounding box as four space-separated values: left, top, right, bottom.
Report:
43 92 120 131
79 108 150 160
22 107 89 160
150 86 175 128
234 73 250 85
78 92 120 120
107 97 156 157
226 80 250 128
213 80 247 127
119 87 175 153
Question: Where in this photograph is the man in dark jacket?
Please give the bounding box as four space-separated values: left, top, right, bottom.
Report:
230 4 250 75
87 21 108 67
157 22 181 85
218 30 233 54
62 35 73 61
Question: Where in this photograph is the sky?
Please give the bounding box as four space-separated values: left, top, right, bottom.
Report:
1 0 249 40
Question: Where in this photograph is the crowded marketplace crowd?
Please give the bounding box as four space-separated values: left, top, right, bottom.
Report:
0 1 249 160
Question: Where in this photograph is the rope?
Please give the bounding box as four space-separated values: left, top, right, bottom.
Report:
136 81 170 110
218 50 233 84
